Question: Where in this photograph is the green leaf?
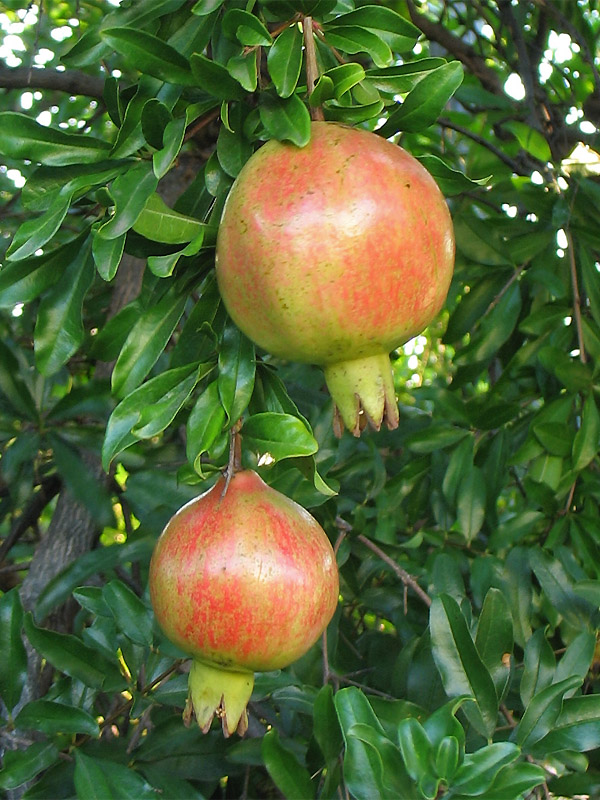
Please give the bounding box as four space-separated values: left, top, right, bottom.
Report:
457 465 486 542
222 9 272 46
418 155 490 197
111 286 187 398
186 380 227 473
504 121 552 162
580 242 600 327
533 694 600 754
514 676 582 749
405 424 469 454
262 729 315 800
14 700 100 737
452 742 520 795
364 59 446 93
97 161 159 240
23 613 125 691
0 340 38 419
190 53 247 100
0 589 27 712
322 27 392 69
268 24 303 98
378 61 463 135
475 588 513 701
435 736 461 782
345 723 418 799
430 594 498 738
520 628 556 707
101 28 195 85
103 579 153 646
484 762 546 800
572 394 600 471
529 546 596 628
48 433 114 528
35 539 153 620
141 98 172 150
92 227 125 282
0 742 59 791
554 630 596 688
243 412 318 461
313 684 344 763
74 752 116 800
259 92 311 146
218 323 256 425
326 6 419 52
34 236 95 376
397 718 434 786
132 193 205 244
0 246 65 308
103 362 209 468
324 63 366 99
6 188 72 261
0 111 111 166
153 115 187 178
217 116 253 177
455 282 522 365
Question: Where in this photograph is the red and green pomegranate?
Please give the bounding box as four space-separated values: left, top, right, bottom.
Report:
215 121 455 435
149 469 339 736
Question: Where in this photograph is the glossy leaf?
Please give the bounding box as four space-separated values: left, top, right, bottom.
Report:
313 684 343 764
572 393 600 471
103 362 210 467
48 433 114 528
430 594 498 738
268 24 303 98
111 287 188 398
153 115 187 178
243 412 318 461
101 28 195 85
483 762 546 800
364 59 446 93
328 5 419 51
34 236 95 376
520 628 556 707
190 53 247 99
533 694 600 754
103 579 154 646
35 539 153 620
97 161 159 240
218 323 256 425
222 9 272 46
475 588 513 701
262 729 315 800
451 742 520 795
92 227 125 281
0 742 59 791
0 111 110 166
186 380 227 472
322 27 392 69
14 700 100 737
132 193 204 244
457 464 486 542
514 675 581 748
529 546 596 628
6 188 72 261
259 92 311 146
0 589 27 712
378 61 464 135
23 613 125 691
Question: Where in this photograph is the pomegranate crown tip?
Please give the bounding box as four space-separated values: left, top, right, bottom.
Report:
186 659 254 738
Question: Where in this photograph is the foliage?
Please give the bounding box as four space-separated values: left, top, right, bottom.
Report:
1 0 600 798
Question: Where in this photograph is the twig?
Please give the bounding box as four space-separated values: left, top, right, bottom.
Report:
438 117 529 175
356 534 432 608
566 230 587 364
303 17 324 122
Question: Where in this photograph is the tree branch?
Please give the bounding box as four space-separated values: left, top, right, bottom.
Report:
405 0 503 96
0 64 105 99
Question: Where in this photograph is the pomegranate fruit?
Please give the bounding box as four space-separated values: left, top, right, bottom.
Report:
149 469 339 736
215 121 455 435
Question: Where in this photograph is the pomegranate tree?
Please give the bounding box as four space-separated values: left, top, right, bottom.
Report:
149 469 339 736
216 121 455 435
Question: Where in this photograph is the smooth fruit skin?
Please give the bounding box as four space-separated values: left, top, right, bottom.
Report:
149 470 339 735
216 121 455 434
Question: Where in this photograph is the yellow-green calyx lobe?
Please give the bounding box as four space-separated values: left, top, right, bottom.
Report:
185 659 254 737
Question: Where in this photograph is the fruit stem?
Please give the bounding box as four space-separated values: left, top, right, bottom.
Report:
186 659 254 737
222 419 243 496
303 16 325 122
324 353 399 437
